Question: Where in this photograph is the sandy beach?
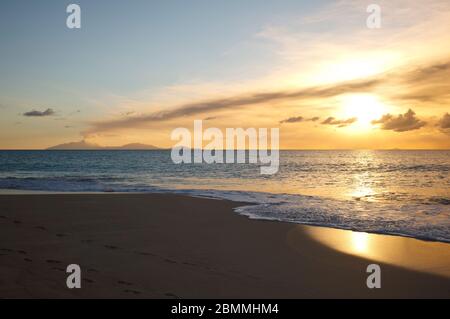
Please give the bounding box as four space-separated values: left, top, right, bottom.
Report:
0 193 449 299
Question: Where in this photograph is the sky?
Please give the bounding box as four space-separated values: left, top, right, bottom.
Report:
0 0 449 149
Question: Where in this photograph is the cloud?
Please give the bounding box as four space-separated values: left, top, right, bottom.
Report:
371 109 426 132
280 116 320 124
321 117 357 127
86 78 380 135
23 108 55 117
280 116 303 124
437 113 450 129
84 58 450 136
120 110 135 116
394 61 450 103
401 62 450 84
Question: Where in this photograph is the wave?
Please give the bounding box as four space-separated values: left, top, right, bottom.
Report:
0 177 449 243
174 189 450 243
0 176 162 193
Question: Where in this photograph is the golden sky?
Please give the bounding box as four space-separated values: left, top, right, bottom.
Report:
1 0 449 149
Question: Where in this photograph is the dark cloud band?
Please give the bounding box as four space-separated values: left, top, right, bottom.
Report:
23 108 55 117
84 59 450 135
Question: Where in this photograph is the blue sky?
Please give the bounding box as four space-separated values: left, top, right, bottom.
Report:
0 1 327 99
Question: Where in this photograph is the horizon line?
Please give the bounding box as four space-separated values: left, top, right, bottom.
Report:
0 148 449 151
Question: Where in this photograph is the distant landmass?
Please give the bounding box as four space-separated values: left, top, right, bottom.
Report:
47 140 160 150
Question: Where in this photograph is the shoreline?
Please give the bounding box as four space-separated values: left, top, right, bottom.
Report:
0 193 449 298
1 188 449 245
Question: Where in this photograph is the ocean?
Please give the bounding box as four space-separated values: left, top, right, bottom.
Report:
0 150 449 242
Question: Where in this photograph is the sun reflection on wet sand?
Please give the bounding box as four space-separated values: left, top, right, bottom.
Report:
289 225 450 278
351 232 370 253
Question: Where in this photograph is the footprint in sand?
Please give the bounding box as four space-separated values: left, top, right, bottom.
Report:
83 278 95 284
104 245 119 250
134 251 156 257
13 220 22 225
81 239 94 244
182 262 197 266
56 234 68 238
24 258 33 262
165 292 180 299
164 259 177 264
35 226 47 231
46 259 62 264
117 280 133 286
87 268 98 273
16 250 27 255
0 216 7 219
52 267 66 272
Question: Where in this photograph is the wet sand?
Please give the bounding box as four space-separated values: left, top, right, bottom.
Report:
0 193 449 298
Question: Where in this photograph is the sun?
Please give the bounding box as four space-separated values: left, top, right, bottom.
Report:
340 94 388 130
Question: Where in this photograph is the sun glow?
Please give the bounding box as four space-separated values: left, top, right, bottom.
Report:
307 52 401 85
340 94 389 130
351 232 370 253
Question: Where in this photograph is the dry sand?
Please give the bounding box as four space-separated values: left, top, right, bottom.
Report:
0 193 449 298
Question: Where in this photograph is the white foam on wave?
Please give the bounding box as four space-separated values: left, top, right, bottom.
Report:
173 188 450 243
1 177 449 243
